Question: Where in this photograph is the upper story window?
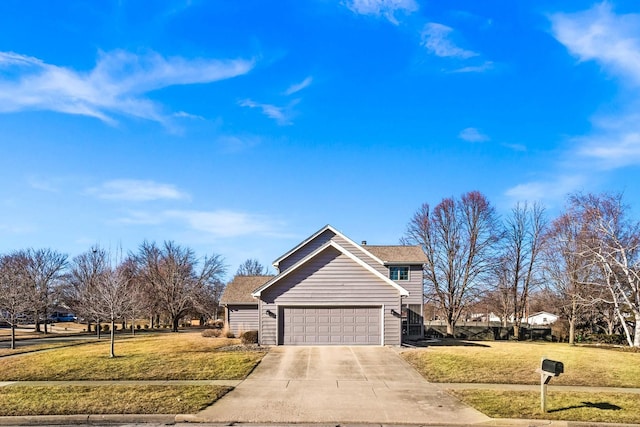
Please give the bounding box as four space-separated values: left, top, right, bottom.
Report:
389 266 409 281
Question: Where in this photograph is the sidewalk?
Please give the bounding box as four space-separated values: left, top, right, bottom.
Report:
1 380 639 425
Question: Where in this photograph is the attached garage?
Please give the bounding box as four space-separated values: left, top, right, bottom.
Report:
281 306 381 345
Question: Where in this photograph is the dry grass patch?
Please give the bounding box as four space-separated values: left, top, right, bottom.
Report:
401 341 640 387
0 332 266 381
0 385 229 415
0 341 85 357
451 390 640 424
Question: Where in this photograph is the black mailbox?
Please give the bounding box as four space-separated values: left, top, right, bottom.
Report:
541 359 564 376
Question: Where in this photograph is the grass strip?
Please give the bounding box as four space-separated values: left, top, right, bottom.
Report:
450 390 640 424
0 334 266 381
0 385 229 416
402 341 640 387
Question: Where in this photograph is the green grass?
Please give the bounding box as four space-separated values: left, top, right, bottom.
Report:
451 390 640 424
0 385 230 415
401 341 640 387
0 332 266 381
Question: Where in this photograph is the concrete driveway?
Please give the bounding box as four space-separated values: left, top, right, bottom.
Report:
192 346 490 424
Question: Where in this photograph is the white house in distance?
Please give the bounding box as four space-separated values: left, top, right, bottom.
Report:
220 225 427 346
474 311 558 326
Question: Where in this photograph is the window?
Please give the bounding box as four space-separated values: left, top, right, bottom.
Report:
389 266 409 281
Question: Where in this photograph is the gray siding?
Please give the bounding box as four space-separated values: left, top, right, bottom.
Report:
226 305 259 335
260 246 401 345
400 264 424 306
278 229 336 271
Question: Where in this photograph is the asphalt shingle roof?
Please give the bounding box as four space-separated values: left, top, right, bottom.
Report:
363 245 427 264
220 275 274 304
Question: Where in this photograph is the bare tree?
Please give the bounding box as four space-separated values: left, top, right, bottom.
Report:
542 212 596 344
17 249 67 334
63 247 108 339
499 202 547 338
403 191 501 337
570 192 640 347
0 254 31 349
132 241 226 332
94 259 135 357
235 259 267 276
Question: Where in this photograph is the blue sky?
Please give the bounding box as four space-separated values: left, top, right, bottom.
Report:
1 0 640 277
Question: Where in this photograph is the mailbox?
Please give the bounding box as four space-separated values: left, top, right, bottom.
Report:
541 359 564 376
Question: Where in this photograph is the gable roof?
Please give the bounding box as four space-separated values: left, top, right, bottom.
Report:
272 224 385 268
221 275 274 305
363 245 427 264
253 240 409 298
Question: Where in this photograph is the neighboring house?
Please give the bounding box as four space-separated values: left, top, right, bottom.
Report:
527 311 558 326
220 275 274 336
221 225 427 346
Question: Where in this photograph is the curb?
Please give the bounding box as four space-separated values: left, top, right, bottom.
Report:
0 414 177 425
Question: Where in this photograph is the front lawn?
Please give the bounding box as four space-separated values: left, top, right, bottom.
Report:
401 341 640 387
0 385 229 415
402 340 640 424
0 332 266 381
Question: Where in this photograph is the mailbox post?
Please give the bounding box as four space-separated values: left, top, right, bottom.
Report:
535 358 563 413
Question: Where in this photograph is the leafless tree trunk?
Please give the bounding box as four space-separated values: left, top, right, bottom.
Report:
543 211 597 345
0 255 31 350
569 192 640 347
132 241 226 332
14 249 67 334
500 203 547 339
403 191 500 337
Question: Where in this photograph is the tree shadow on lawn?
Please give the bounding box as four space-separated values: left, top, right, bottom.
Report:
549 402 623 412
405 339 491 348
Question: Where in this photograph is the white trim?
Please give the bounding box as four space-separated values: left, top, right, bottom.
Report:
381 304 385 346
253 240 409 297
272 224 386 268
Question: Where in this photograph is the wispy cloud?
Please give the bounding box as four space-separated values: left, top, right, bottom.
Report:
284 76 313 96
118 208 288 239
421 23 478 59
216 133 264 152
452 61 494 73
459 127 489 142
87 179 189 201
239 98 297 126
345 0 418 25
0 50 254 128
505 175 585 204
550 2 640 169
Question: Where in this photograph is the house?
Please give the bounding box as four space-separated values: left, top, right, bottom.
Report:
221 275 274 335
527 311 558 326
221 225 427 345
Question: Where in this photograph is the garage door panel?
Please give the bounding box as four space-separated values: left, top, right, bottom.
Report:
282 306 380 345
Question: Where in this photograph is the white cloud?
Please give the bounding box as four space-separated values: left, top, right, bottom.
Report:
88 179 189 201
452 61 494 73
217 134 263 152
505 175 585 204
421 23 478 59
165 210 282 238
345 0 418 25
0 50 254 127
459 127 489 142
550 3 640 169
239 98 297 125
116 208 288 239
284 76 313 96
550 2 640 86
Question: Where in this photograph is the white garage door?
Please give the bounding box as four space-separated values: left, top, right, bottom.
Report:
282 306 381 345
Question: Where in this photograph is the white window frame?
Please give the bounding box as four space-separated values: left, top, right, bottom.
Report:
389 265 409 281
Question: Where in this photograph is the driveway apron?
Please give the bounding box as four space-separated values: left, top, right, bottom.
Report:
195 346 490 424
